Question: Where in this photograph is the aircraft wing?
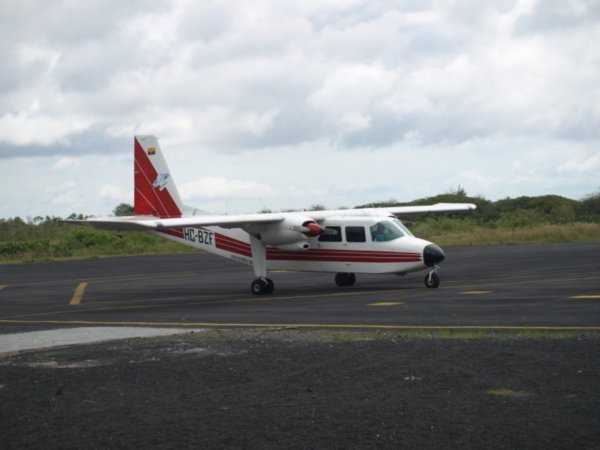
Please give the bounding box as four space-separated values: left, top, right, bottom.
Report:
69 203 475 231
305 203 476 221
68 213 285 231
382 203 477 215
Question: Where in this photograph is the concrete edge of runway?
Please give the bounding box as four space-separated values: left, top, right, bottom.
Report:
0 327 205 355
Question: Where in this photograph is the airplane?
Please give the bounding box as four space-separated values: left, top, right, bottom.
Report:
71 135 476 295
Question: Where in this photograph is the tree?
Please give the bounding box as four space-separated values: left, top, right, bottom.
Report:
448 185 467 196
113 203 134 216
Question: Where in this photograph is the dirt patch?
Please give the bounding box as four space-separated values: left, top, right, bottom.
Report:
0 329 598 449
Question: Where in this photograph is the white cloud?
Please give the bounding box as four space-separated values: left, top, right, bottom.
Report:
180 176 274 201
52 156 79 170
0 112 91 146
100 185 128 201
558 150 600 174
0 0 598 217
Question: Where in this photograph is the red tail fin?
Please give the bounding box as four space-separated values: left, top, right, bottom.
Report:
134 136 184 218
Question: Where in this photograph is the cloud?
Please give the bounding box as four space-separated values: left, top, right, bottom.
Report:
1 0 596 156
0 0 598 217
179 176 274 201
52 156 79 170
0 111 92 146
100 185 128 201
558 150 600 174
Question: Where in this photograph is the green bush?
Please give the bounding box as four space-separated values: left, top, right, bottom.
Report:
1 192 599 263
64 228 120 248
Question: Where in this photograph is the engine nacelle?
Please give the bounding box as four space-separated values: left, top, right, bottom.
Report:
257 216 323 246
273 242 311 251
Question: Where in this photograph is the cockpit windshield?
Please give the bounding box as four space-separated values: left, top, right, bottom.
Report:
393 219 414 237
370 220 412 242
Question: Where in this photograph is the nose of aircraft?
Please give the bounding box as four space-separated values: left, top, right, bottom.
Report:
423 244 445 266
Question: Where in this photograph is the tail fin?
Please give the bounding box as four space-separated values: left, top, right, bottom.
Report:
134 135 186 218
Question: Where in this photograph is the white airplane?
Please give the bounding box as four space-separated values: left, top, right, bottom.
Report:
74 136 476 295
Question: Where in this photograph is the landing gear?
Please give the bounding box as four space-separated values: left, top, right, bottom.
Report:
251 277 274 295
335 272 356 287
424 269 440 288
249 235 274 295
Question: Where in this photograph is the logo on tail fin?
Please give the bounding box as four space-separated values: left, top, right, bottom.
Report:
147 147 156 155
152 173 170 190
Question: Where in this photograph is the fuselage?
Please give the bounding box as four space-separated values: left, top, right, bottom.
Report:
154 213 441 275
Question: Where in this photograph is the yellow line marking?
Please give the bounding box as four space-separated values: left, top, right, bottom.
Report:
369 302 405 307
445 273 600 290
0 319 599 331
570 295 600 299
486 389 531 398
2 288 412 320
86 288 410 307
0 285 6 290
1 271 200 289
69 282 88 306
461 291 494 295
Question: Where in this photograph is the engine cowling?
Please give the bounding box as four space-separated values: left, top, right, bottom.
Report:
257 216 323 247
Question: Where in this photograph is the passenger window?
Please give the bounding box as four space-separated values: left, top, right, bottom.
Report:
345 226 366 242
318 226 342 242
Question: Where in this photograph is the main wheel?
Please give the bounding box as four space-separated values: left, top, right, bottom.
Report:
424 272 440 288
251 279 265 294
251 278 275 295
335 273 356 287
265 278 275 294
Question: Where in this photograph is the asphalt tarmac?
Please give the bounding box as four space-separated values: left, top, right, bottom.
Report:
1 243 599 449
1 242 599 333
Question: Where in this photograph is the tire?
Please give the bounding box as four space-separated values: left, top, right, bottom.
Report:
348 273 356 286
335 273 356 287
265 278 275 294
424 272 440 288
251 279 266 295
251 278 274 295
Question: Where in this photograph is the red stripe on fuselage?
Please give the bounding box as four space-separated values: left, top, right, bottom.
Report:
214 232 422 263
157 228 184 239
215 233 252 257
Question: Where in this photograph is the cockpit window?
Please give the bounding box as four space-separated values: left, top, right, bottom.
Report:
393 219 414 237
370 220 406 242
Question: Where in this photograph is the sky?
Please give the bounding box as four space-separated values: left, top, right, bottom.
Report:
1 0 599 218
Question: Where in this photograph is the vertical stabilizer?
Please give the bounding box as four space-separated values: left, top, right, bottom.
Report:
134 135 185 218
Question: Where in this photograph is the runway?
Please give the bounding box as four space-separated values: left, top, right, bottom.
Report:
1 242 599 333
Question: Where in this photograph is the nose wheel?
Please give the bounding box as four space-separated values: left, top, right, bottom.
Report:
251 277 274 295
424 268 440 288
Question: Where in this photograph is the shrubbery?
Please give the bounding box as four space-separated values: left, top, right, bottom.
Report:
0 191 598 262
0 216 193 262
357 191 600 228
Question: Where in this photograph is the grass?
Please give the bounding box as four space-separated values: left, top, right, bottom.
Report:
0 221 598 264
186 328 600 344
0 228 195 264
421 223 600 246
